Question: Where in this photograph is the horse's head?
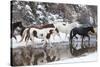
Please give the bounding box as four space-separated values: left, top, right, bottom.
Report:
89 27 95 33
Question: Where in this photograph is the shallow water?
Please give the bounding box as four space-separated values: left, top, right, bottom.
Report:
11 35 97 66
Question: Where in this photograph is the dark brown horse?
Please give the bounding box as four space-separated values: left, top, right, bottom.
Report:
11 21 24 40
69 26 95 55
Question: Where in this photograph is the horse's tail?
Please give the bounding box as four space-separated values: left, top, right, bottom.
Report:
19 28 29 42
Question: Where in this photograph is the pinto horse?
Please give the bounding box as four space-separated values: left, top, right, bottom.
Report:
20 24 59 47
69 26 95 49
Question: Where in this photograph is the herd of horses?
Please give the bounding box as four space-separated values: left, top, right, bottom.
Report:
11 21 95 55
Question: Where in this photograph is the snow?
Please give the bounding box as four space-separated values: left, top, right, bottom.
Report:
37 4 45 10
25 5 32 11
50 14 61 21
36 4 64 22
36 10 44 18
17 5 22 10
36 10 43 14
27 10 34 16
47 13 64 22
47 52 97 64
39 15 45 19
89 16 94 25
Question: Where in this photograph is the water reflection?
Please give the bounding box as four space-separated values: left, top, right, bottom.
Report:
11 35 97 66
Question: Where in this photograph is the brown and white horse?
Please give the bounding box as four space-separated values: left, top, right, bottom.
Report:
20 22 81 47
20 24 59 47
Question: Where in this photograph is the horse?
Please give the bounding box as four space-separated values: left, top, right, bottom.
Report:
53 21 82 39
20 24 59 47
11 21 24 40
69 26 95 49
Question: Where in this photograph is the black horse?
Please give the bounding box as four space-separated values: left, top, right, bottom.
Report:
11 21 25 40
69 26 95 51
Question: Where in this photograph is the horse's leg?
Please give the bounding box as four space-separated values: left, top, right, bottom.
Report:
75 36 78 39
52 32 56 40
81 36 84 48
71 33 76 43
24 32 29 47
65 34 67 39
87 35 90 47
31 37 34 46
48 39 53 47
30 32 35 47
66 33 70 39
54 30 61 40
25 38 29 47
57 33 61 39
69 32 77 55
73 35 78 48
70 34 73 44
69 34 74 55
43 38 48 48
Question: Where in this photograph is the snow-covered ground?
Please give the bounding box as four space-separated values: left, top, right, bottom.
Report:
47 52 97 64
